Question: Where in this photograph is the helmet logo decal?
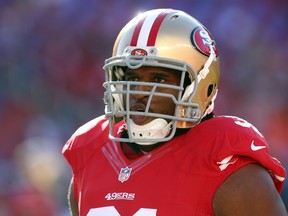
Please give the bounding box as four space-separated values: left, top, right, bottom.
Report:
131 48 147 56
130 9 173 47
191 27 219 57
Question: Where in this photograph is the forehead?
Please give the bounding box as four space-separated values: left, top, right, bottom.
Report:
125 66 180 76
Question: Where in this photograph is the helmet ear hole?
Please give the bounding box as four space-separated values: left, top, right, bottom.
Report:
184 72 191 88
207 84 215 97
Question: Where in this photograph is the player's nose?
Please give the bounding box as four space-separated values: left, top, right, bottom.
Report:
130 83 151 99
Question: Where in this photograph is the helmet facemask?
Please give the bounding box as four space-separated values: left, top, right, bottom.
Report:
103 54 206 145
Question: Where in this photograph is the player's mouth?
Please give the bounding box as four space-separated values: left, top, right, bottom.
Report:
130 103 152 125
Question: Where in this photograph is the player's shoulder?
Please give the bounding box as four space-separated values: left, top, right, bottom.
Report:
204 115 247 128
201 115 264 137
195 114 268 161
73 115 109 139
62 115 111 172
178 115 285 191
184 114 267 155
63 115 109 152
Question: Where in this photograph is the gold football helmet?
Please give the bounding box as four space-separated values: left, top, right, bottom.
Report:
103 8 220 144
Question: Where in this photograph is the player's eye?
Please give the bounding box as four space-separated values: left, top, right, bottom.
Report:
124 75 138 82
155 75 166 83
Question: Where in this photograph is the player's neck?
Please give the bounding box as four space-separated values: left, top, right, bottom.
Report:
136 142 165 153
121 127 190 154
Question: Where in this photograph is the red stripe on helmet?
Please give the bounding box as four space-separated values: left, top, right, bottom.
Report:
130 15 147 46
147 11 170 46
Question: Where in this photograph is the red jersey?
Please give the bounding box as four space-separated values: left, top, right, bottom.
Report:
63 115 286 216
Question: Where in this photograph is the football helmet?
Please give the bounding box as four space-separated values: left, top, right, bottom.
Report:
103 8 220 144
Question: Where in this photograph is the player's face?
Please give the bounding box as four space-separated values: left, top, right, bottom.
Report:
123 66 181 125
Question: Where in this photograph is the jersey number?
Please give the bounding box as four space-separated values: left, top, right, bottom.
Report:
233 117 263 138
87 206 157 216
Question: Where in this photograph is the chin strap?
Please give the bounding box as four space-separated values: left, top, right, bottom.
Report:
110 84 124 111
128 118 172 145
181 45 216 102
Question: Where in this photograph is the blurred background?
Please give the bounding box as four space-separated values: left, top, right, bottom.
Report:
0 0 287 215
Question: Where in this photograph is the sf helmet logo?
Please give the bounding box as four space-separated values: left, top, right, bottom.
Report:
191 26 219 57
131 48 148 56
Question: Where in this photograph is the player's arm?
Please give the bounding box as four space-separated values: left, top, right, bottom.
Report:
213 163 287 216
68 178 79 216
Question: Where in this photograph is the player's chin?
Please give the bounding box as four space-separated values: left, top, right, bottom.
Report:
131 115 157 126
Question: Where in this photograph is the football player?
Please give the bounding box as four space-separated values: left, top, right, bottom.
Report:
63 9 287 215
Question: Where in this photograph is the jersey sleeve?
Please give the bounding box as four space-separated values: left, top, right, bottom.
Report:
210 116 286 192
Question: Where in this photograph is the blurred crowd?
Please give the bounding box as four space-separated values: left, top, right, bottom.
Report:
0 0 287 215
